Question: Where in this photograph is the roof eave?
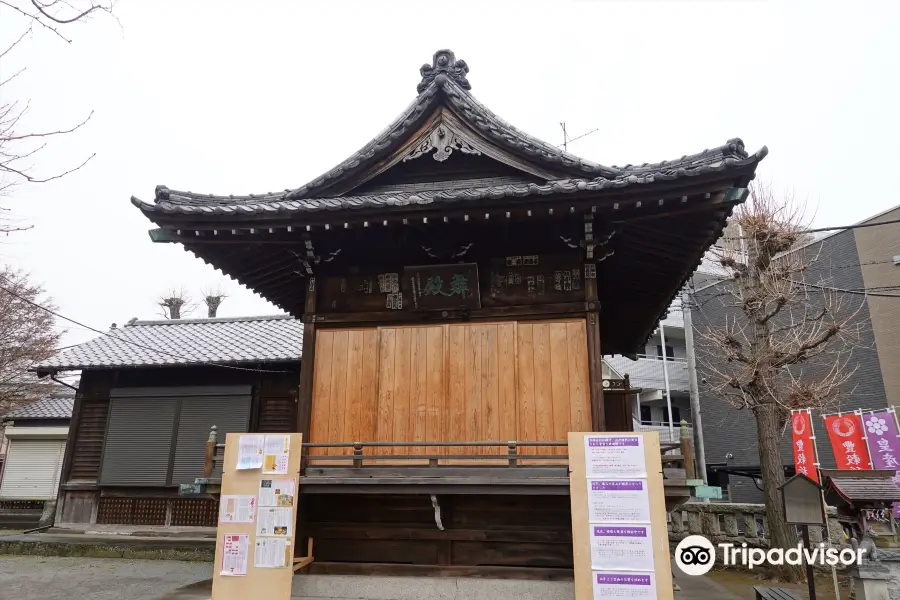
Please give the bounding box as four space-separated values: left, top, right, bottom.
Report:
31 358 302 374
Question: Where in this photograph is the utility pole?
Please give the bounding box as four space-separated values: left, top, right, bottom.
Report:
682 287 708 485
659 321 675 442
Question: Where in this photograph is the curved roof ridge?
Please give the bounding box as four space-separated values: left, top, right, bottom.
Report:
133 137 766 215
136 50 767 211
127 314 293 327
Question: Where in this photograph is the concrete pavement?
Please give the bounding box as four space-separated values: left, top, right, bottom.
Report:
150 567 746 600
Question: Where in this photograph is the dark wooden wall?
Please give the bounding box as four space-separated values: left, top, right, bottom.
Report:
305 493 573 576
57 363 300 525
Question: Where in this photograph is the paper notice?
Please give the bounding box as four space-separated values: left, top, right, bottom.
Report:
592 572 657 599
589 524 654 571
263 434 290 475
254 537 292 568
257 507 293 537
259 478 295 507
220 533 249 576
236 435 264 470
587 479 651 523
584 435 646 478
219 495 256 524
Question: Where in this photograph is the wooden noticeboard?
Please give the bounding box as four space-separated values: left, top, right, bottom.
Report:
484 254 586 306
211 433 305 600
568 432 674 600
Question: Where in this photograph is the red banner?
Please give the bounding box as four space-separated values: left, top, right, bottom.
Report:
791 410 819 482
825 413 872 471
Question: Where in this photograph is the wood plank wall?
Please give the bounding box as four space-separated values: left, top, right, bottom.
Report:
308 319 591 457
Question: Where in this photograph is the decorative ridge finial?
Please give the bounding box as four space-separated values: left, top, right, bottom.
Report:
418 49 470 93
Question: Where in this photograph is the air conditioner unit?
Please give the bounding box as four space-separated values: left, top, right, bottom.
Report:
894 255 900 266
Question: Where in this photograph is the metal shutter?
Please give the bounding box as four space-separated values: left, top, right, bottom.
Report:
171 392 251 485
0 439 66 500
100 395 177 486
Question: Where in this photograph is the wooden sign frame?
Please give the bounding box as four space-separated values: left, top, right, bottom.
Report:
211 433 306 600
568 432 674 600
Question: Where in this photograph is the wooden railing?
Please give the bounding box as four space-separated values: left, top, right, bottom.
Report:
201 420 698 480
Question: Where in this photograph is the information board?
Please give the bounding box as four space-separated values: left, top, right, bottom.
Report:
568 432 674 600
211 432 304 600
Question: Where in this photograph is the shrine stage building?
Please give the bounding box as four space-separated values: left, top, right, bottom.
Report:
131 50 766 577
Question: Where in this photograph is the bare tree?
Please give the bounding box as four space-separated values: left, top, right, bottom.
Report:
158 287 196 320
202 286 227 318
0 264 60 417
693 182 863 581
1 1 116 233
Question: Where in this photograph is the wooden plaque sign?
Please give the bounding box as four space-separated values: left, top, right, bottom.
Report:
405 263 481 311
211 433 305 600
319 273 404 312
568 432 674 600
484 254 585 306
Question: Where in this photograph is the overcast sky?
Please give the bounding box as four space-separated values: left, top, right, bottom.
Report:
2 0 899 347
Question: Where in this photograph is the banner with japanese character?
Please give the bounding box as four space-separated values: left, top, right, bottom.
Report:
860 408 900 517
824 413 872 470
791 409 819 483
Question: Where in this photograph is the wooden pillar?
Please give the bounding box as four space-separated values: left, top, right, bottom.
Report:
585 270 605 432
296 277 317 455
295 277 316 557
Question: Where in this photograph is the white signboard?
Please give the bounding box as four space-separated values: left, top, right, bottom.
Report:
586 479 651 523
584 435 646 478
589 524 654 571
592 572 658 599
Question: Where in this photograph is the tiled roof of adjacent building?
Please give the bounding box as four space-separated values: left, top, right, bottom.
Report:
32 315 303 374
2 392 75 422
824 470 900 502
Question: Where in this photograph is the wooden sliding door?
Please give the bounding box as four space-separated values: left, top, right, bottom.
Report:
308 319 591 458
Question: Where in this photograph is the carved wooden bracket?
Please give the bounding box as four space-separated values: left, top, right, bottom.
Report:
404 122 481 163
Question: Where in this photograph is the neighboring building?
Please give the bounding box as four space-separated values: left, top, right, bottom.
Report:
693 205 900 503
605 300 692 443
0 392 74 502
128 49 765 574
31 315 302 527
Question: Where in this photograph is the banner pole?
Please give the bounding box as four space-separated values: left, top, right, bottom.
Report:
809 409 840 600
855 409 875 470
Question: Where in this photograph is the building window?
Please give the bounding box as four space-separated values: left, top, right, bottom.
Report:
640 405 652 424
668 406 681 425
656 344 675 361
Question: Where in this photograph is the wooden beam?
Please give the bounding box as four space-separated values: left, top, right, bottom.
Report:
306 563 575 581
311 303 588 326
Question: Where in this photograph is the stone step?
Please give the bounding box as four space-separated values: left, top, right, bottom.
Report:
291 575 573 600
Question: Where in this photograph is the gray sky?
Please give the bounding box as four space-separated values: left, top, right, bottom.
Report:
3 0 899 347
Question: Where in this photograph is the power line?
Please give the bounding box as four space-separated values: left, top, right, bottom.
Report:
793 280 900 299
0 276 293 374
722 216 900 240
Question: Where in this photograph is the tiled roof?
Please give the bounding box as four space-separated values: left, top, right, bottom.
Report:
3 392 75 422
32 315 303 373
827 474 900 502
133 144 764 217
131 49 766 218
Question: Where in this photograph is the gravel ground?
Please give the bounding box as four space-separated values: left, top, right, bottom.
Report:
0 556 211 600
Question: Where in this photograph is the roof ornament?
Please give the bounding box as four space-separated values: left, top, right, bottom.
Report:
404 123 481 163
418 49 471 93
